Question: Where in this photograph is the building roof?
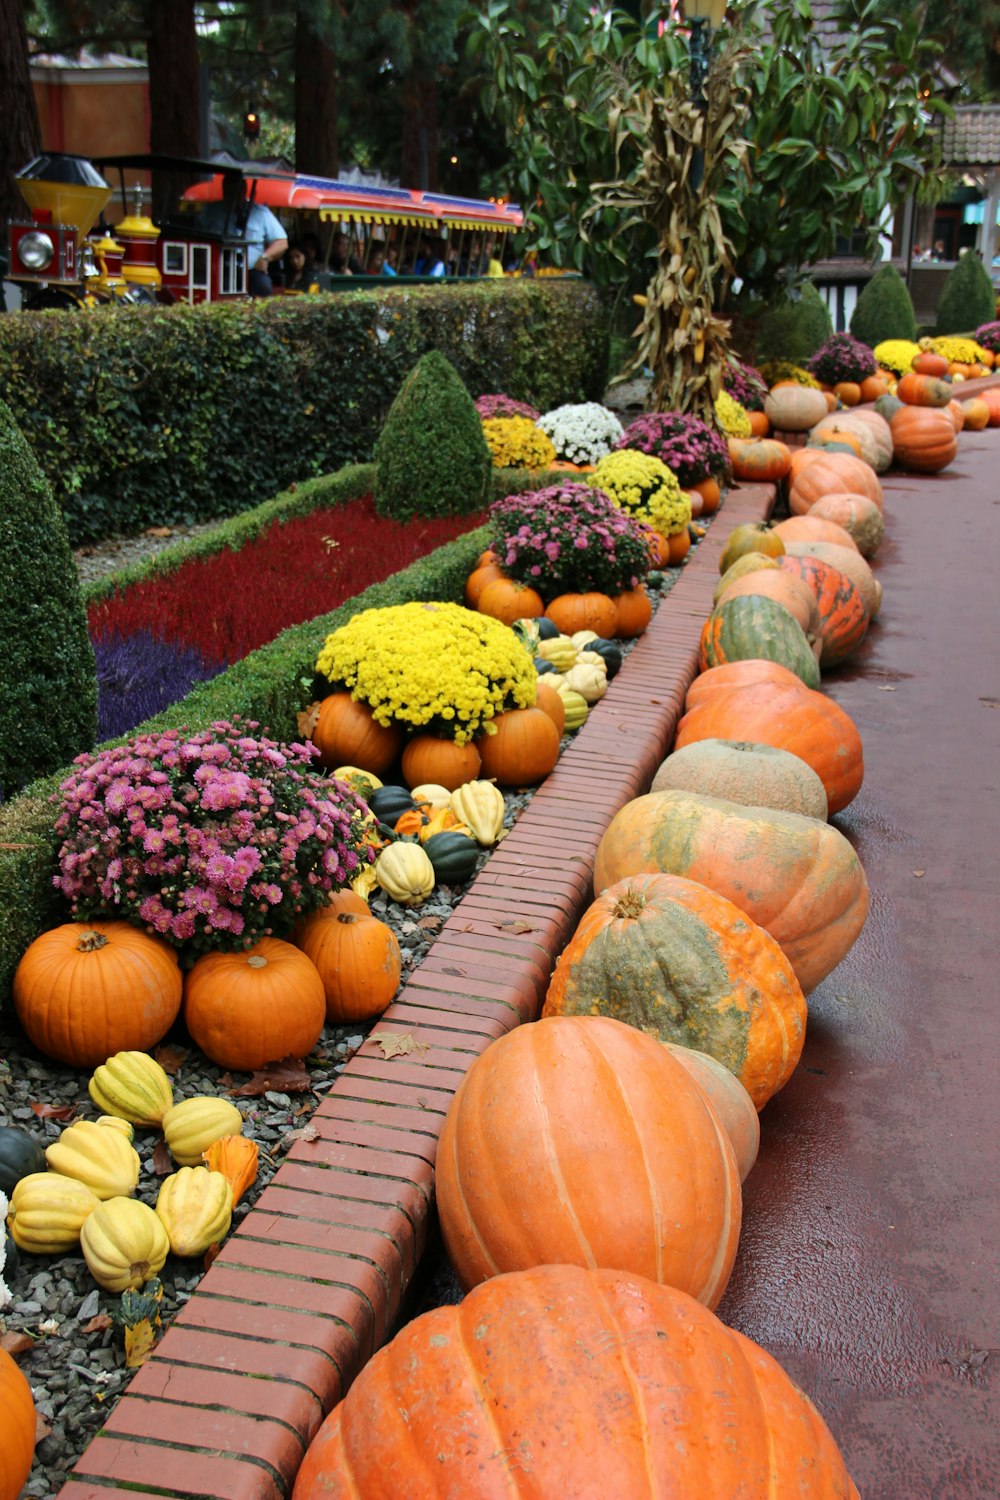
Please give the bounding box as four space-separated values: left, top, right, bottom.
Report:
31 50 146 71
938 105 1000 167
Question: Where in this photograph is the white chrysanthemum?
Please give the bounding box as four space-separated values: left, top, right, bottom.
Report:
538 402 625 465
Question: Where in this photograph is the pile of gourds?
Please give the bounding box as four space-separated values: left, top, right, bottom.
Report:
465 545 655 637
3 1051 257 1297
362 777 506 909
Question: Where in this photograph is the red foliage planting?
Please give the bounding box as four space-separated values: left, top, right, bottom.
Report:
89 496 486 666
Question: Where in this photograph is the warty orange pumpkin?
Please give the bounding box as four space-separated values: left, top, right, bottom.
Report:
806 492 885 557
543 875 807 1109
651 737 829 820
437 1014 742 1297
593 789 869 994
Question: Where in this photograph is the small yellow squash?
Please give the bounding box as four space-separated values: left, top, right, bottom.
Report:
551 684 589 729
156 1167 233 1257
536 636 578 672
88 1050 174 1127
563 663 607 705
94 1114 135 1141
450 780 506 846
408 783 453 811
162 1096 244 1168
7 1171 100 1253
46 1119 140 1200
375 842 436 905
80 1197 169 1291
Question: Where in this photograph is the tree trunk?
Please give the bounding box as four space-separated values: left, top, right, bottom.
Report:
147 0 200 159
295 10 338 177
0 0 42 237
401 73 439 191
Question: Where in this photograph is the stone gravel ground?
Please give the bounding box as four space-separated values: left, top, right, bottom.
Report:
4 527 693 1495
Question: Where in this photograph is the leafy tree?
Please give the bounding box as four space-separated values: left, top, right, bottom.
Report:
0 0 41 234
850 263 918 346
923 0 1000 100
935 249 997 333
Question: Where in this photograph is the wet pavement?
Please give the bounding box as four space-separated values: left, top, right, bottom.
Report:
718 431 1000 1497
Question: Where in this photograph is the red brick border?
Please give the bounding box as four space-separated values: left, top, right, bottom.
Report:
59 484 775 1498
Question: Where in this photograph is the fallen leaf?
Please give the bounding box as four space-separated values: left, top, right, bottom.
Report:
876 685 896 692
371 1031 429 1060
144 525 173 537
81 1314 113 1335
978 696 1000 708
281 1122 320 1149
0 1331 36 1356
152 1139 174 1176
202 1242 223 1272
296 702 321 739
442 964 466 977
154 1043 189 1075
498 919 536 935
912 869 926 878
124 1318 158 1369
35 1413 52 1441
417 915 442 932
230 1056 312 1097
29 1101 78 1121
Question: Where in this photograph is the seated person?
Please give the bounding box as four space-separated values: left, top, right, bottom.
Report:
330 230 364 275
283 241 317 291
413 234 447 278
368 245 398 276
197 175 287 296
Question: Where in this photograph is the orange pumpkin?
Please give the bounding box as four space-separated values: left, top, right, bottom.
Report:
651 737 829 821
727 438 792 484
647 530 671 566
833 408 894 472
0 1346 35 1500
810 428 865 460
859 374 889 402
747 409 771 436
593 789 869 994
676 680 864 814
979 387 1000 426
311 693 402 776
806 492 885 557
543 878 806 1109
960 397 990 431
291 1263 860 1500
685 658 808 713
777 554 869 666
895 371 953 407
476 706 560 786
889 407 958 473
611 586 652 638
13 921 183 1069
667 528 692 564
463 562 505 607
788 450 883 515
476 577 544 625
833 381 862 407
946 399 965 432
322 888 371 917
665 1045 760 1182
401 735 482 792
476 548 498 567
534 678 566 735
689 475 722 514
911 351 950 378
296 907 402 1023
545 592 618 637
202 1134 259 1204
763 385 829 432
183 938 326 1071
771 515 860 553
438 1014 742 1298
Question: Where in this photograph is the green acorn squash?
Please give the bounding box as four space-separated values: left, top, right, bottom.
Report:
585 638 623 679
368 785 418 824
423 831 481 885
699 595 821 689
0 1126 48 1198
534 616 561 641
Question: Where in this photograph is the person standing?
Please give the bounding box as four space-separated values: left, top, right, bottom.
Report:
197 175 288 296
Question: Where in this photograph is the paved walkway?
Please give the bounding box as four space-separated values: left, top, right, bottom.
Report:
718 430 1000 1497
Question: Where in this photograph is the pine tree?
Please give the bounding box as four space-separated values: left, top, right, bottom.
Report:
850 265 918 348
374 351 491 523
935 251 997 335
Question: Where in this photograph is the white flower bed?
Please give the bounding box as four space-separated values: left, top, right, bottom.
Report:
538 402 625 466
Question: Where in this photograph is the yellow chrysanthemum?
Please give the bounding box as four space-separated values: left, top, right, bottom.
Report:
482 416 557 470
758 361 821 389
714 390 752 438
872 339 922 378
589 450 692 537
926 335 990 366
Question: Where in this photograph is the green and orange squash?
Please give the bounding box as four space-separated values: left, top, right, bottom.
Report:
699 595 821 689
776 554 869 667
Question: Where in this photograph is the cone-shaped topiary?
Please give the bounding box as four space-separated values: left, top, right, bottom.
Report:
374 350 492 523
935 250 996 336
0 398 97 801
850 264 917 348
754 283 833 365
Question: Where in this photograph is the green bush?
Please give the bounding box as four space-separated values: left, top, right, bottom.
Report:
935 251 997 335
0 281 609 544
850 264 917 348
374 350 491 522
754 283 833 365
0 398 97 802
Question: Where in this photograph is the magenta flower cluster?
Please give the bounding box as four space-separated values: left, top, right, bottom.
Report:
475 393 541 422
489 483 653 597
723 359 768 412
616 413 730 488
52 721 374 958
808 333 877 385
974 321 1000 354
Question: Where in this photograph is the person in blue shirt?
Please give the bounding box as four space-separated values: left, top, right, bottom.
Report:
197 174 288 296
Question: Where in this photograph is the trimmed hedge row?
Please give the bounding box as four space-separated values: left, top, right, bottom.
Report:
0 280 609 544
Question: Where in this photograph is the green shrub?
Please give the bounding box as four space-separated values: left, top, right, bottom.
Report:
0 281 609 544
754 283 833 365
0 399 97 802
374 351 491 522
850 264 917 348
935 251 997 335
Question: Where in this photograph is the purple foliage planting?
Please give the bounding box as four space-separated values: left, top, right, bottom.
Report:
616 413 730 487
974 321 1000 354
475 393 541 422
94 631 222 743
807 333 878 386
723 360 768 412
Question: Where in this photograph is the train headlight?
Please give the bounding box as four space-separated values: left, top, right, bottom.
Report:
18 231 55 271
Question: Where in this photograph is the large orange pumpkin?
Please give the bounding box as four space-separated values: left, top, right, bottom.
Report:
401 735 481 792
13 922 183 1069
593 789 869 994
889 406 958 473
676 681 864 814
789 451 883 515
960 397 990 431
777 554 869 666
290 1263 860 1500
610 586 652 638
0 1346 36 1500
783 540 882 622
476 577 544 624
763 385 829 432
543 876 807 1109
311 693 402 776
771 514 860 553
437 1015 741 1298
296 908 402 1023
895 371 952 407
836 408 895 472
652 737 828 820
183 937 326 1071
665 1045 760 1183
685 658 807 713
463 562 504 607
545 592 618 637
911 351 950 378
475 706 560 785
726 437 792 483
806 493 885 557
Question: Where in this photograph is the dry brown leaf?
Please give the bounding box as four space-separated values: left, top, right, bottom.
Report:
35 1412 52 1441
81 1314 114 1335
0 1331 36 1356
152 1139 174 1176
281 1122 320 1149
230 1056 312 1097
498 919 536 935
154 1043 189 1075
29 1100 78 1121
371 1031 428 1060
202 1242 223 1272
296 702 321 739
877 685 896 692
417 915 442 932
124 1318 158 1369
912 870 926 878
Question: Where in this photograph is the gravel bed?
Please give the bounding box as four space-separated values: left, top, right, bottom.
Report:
73 520 229 589
1 551 699 1495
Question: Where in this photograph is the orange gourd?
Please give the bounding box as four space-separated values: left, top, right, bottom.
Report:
806 493 885 557
475 706 560 785
545 592 618 637
777 554 869 666
610 586 652 638
202 1134 259 1204
667 528 692 564
747 409 771 436
960 397 990 431
543 878 806 1109
789 451 883 515
183 938 326 1071
895 371 953 407
296 907 402 1023
910 351 950 378
437 1015 741 1297
476 577 544 624
833 381 861 407
689 475 722 514
534 678 566 735
771 515 860 553
290 1263 860 1500
417 806 466 840
311 693 402 775
393 806 429 837
0 1346 35 1500
593 789 869 994
666 1045 760 1182
889 407 958 473
401 735 481 793
726 438 792 483
13 922 183 1069
676 680 864 814
685 658 807 713
463 562 504 607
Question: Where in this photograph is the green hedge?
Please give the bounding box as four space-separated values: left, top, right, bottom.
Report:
0 281 609 544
